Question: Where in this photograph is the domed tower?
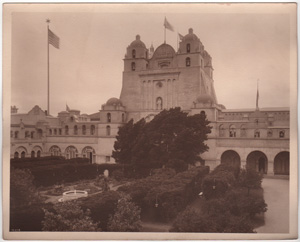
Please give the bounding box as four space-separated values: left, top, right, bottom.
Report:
124 35 148 72
177 28 217 105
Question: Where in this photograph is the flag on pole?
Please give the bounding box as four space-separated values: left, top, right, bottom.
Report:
48 29 60 49
256 80 259 110
164 17 174 32
178 33 184 40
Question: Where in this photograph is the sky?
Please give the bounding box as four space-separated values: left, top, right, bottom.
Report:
9 3 295 116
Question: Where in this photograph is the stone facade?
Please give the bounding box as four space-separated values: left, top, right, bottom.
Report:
10 28 290 176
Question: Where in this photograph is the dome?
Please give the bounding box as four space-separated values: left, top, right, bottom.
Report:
152 43 176 59
183 28 199 41
196 94 215 104
129 35 146 48
106 97 123 106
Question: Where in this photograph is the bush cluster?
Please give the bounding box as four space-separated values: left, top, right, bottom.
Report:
11 157 123 187
170 165 267 233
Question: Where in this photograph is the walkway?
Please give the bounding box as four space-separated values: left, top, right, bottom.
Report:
256 177 289 233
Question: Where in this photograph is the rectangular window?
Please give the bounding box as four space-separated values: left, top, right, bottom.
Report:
105 156 110 162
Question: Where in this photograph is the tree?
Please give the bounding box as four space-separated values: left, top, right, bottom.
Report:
10 168 40 209
113 108 211 171
107 194 142 232
238 168 263 195
42 201 100 231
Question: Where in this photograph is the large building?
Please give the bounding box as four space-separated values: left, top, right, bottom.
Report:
10 28 290 176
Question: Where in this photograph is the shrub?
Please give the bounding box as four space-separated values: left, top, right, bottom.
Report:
107 194 142 232
78 191 120 231
143 166 209 222
10 203 53 231
237 168 263 195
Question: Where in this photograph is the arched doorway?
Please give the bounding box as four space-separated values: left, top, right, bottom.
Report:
65 146 78 159
14 152 19 159
49 145 61 156
246 151 268 174
274 151 289 175
221 150 241 168
82 146 96 163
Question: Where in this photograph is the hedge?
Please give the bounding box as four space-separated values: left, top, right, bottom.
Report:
78 191 120 231
10 203 53 231
202 164 236 200
143 166 209 222
117 168 176 207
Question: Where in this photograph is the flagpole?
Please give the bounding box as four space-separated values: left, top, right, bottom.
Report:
46 19 50 116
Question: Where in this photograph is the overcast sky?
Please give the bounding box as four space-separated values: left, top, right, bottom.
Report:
10 4 295 116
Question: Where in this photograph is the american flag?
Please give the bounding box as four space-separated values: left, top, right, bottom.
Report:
48 29 60 49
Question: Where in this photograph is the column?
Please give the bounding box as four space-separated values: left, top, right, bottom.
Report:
267 160 274 175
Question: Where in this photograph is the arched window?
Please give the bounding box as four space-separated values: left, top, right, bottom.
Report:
59 129 62 135
82 125 86 135
107 113 111 123
254 130 260 138
49 129 52 135
132 49 136 58
186 57 191 67
65 146 78 159
14 152 19 159
37 150 41 158
14 131 19 139
65 125 69 135
37 129 43 138
279 130 285 138
200 111 206 116
31 151 35 158
186 43 190 53
21 151 26 158
91 125 95 135
156 97 163 110
267 129 273 137
31 131 35 139
74 125 78 135
229 125 236 137
25 131 30 138
240 125 246 137
131 62 136 71
49 145 61 156
106 125 111 136
54 129 57 135
219 125 225 137
122 113 125 123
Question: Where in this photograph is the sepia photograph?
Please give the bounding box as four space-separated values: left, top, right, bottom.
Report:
2 3 298 240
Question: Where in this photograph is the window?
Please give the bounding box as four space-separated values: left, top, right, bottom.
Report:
65 125 69 135
254 130 260 138
200 111 206 116
106 125 111 136
156 97 163 110
14 131 19 139
21 151 26 158
54 129 57 135
37 150 41 158
14 152 19 159
82 125 86 135
106 156 111 163
279 130 285 138
131 62 136 71
186 57 191 67
132 49 136 58
107 113 111 123
122 113 125 123
219 125 225 137
267 130 273 137
91 125 95 135
37 129 43 138
59 129 62 135
31 151 35 158
49 129 52 135
229 125 236 137
74 125 78 135
25 131 30 138
186 43 190 53
240 125 246 137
